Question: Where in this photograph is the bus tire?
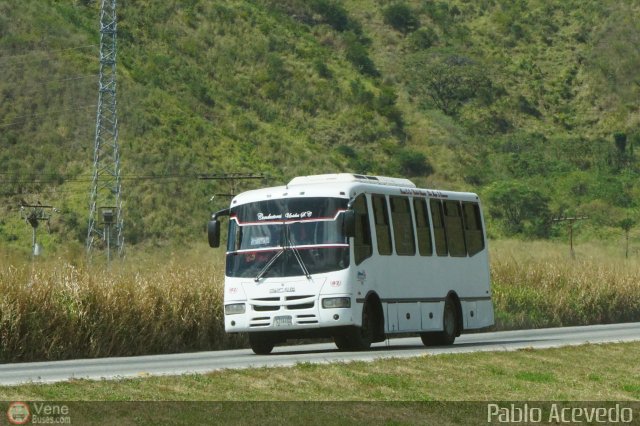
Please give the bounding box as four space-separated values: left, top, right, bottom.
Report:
249 333 275 355
334 302 374 351
420 297 458 346
334 333 353 351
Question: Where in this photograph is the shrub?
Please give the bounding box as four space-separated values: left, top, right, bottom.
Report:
382 3 420 34
375 85 404 132
311 0 350 32
335 144 357 159
345 36 379 77
313 58 332 79
397 148 433 177
408 27 438 50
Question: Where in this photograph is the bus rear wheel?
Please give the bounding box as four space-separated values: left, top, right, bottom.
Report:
249 333 275 355
420 297 458 346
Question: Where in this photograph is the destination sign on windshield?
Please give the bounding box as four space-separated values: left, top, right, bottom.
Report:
232 197 348 224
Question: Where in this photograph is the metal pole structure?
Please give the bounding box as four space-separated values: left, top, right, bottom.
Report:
32 227 37 255
19 203 54 258
198 173 266 198
101 207 114 264
553 216 588 259
105 223 111 264
87 0 124 260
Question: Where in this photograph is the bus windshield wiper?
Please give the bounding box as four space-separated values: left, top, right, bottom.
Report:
254 248 284 282
285 224 311 279
254 223 311 281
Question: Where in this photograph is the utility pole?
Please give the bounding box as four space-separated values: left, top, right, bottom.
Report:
19 202 56 257
553 216 588 258
87 0 124 260
619 218 635 259
198 173 266 198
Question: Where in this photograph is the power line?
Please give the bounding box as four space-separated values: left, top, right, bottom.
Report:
2 74 96 87
1 189 85 198
5 74 97 91
0 44 98 65
0 104 96 128
0 173 268 185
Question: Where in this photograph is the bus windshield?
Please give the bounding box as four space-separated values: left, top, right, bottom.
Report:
225 197 350 278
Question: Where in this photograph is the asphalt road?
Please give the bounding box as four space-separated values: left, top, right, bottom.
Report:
1 322 639 386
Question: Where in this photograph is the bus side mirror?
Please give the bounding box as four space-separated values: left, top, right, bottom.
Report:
343 210 356 238
207 208 230 248
208 220 221 248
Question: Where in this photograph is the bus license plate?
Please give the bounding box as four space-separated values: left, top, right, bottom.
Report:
273 316 292 327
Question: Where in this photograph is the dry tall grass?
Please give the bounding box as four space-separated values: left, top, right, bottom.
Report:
490 240 640 329
0 249 246 362
1 241 639 362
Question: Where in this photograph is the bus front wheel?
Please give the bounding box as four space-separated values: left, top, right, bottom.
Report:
420 297 458 346
249 333 275 355
334 303 374 351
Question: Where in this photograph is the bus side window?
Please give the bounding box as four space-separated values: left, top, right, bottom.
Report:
353 194 372 265
463 202 485 256
444 200 466 257
372 195 392 256
390 196 415 256
429 199 448 256
413 198 433 256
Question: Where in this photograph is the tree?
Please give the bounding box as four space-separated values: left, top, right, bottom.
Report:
485 181 551 237
404 54 496 116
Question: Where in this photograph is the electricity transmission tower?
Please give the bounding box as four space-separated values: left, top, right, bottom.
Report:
86 0 124 260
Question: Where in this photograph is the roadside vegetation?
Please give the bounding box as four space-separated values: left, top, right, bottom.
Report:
490 240 640 330
0 342 638 424
2 240 639 363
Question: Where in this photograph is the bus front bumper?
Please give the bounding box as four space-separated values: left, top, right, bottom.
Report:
224 298 354 333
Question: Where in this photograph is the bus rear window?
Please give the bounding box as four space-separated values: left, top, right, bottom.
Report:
463 202 485 256
444 201 466 257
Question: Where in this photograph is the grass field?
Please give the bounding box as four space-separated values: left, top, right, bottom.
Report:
0 342 638 424
1 240 640 362
3 342 640 401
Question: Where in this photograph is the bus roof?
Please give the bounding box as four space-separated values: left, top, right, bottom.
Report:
230 174 479 206
288 173 416 188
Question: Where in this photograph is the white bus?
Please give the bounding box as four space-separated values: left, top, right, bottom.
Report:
208 173 494 354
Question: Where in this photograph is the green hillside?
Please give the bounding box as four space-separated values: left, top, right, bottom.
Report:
1 0 639 254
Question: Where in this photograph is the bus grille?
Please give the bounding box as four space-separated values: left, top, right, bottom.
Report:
250 295 315 312
248 295 318 328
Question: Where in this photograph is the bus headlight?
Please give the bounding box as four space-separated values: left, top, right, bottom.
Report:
224 303 246 315
322 297 351 309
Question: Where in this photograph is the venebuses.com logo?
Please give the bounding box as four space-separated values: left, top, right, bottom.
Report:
6 401 71 425
6 401 31 425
